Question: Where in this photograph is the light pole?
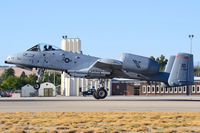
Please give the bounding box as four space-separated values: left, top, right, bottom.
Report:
189 34 194 54
187 34 194 96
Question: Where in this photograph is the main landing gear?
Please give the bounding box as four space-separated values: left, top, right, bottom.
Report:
93 87 108 99
92 79 108 99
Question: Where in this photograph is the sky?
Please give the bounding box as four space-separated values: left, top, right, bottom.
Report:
0 0 200 65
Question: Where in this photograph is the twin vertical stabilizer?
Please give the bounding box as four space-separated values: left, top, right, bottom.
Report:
166 53 194 86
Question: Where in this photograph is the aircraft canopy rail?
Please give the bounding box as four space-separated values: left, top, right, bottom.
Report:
27 43 60 52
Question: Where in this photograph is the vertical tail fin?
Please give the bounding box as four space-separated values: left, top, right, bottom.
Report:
168 53 194 86
161 56 175 87
165 56 175 73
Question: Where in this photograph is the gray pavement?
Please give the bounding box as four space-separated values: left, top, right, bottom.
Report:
0 96 200 112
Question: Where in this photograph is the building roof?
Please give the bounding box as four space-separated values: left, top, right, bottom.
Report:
112 78 143 84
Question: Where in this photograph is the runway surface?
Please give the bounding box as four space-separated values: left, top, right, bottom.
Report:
0 96 200 112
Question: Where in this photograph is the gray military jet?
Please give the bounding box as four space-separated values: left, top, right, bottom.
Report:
5 43 194 99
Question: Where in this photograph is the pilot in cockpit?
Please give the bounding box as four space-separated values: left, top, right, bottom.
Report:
44 45 48 51
48 45 52 51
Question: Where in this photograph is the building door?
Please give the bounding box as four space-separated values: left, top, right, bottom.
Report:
134 87 140 95
44 88 53 97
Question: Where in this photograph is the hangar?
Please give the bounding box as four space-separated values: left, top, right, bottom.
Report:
38 82 56 97
21 84 37 97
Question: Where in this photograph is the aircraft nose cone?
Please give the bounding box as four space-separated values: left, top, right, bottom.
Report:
5 55 14 64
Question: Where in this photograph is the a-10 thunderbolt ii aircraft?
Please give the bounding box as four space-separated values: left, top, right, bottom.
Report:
5 43 194 99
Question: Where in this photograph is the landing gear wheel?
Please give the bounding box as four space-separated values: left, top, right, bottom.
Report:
34 83 40 90
93 91 100 99
96 87 107 99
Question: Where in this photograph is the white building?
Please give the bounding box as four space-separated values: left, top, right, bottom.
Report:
38 82 56 97
60 37 112 96
21 84 37 97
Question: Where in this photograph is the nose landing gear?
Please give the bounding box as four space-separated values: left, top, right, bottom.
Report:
34 83 40 89
34 68 45 89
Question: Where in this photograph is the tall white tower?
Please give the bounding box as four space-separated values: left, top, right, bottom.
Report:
60 36 112 96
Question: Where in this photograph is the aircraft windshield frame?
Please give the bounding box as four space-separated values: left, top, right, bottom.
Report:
27 43 60 51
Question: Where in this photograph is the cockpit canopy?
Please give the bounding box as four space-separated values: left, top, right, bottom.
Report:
27 43 60 52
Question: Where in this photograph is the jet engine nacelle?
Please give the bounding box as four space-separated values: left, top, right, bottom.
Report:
119 53 159 75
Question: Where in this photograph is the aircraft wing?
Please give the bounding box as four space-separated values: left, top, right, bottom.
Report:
68 59 124 78
89 59 122 71
87 58 124 78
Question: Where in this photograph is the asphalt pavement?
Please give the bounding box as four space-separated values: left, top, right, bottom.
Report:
0 96 200 112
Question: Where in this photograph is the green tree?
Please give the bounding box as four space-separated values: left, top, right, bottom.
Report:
150 56 155 61
150 55 168 71
1 76 19 90
26 74 38 86
0 68 15 82
39 71 61 86
6 68 15 76
194 66 200 76
20 71 27 78
0 68 61 90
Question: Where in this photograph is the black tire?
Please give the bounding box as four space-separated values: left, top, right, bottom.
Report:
93 91 100 99
34 83 40 90
96 87 107 99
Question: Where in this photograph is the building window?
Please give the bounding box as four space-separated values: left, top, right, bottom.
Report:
165 88 168 93
192 85 195 93
116 85 120 89
170 87 173 93
156 86 159 93
161 87 164 93
147 86 150 93
183 86 186 93
197 86 200 93
152 86 155 93
178 87 182 93
142 86 146 93
174 87 177 93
